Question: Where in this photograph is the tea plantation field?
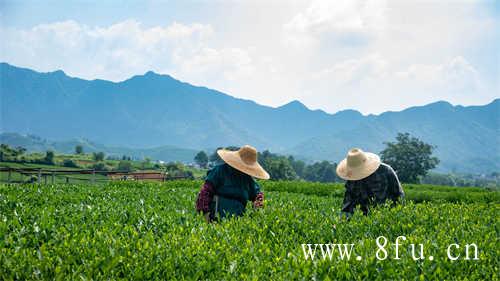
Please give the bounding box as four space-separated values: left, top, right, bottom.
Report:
1 181 498 280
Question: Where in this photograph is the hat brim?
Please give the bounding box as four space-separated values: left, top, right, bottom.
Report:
217 150 270 180
336 152 381 181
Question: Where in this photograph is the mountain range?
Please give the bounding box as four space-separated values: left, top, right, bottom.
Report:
1 62 499 173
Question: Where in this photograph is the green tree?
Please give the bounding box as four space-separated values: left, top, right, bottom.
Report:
209 147 223 165
194 151 209 168
117 161 133 172
303 161 338 183
14 146 26 157
0 145 8 161
75 145 83 155
209 146 240 166
93 152 105 162
266 158 297 180
164 162 194 179
44 150 55 165
165 162 184 172
288 156 306 178
141 157 152 170
380 132 439 183
62 159 79 168
259 150 297 180
92 162 108 171
0 144 27 161
0 144 16 161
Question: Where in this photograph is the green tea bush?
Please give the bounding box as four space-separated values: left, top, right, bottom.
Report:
0 181 498 280
260 181 499 203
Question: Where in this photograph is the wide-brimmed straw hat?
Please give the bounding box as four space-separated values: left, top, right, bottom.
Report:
217 145 270 180
336 148 381 181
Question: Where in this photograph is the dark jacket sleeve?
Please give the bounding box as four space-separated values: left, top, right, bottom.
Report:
386 165 404 201
249 180 262 201
341 181 356 215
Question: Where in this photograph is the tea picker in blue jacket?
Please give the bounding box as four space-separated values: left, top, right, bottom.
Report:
196 145 270 222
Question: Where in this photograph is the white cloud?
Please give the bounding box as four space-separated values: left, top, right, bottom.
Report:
282 0 497 113
395 56 482 95
0 1 497 114
284 0 387 49
0 20 242 82
312 54 388 85
305 55 486 114
175 47 254 82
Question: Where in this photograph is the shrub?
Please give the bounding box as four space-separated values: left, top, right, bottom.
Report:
92 162 108 171
62 159 79 168
117 160 133 172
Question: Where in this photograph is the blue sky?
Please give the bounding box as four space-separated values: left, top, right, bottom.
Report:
1 0 498 114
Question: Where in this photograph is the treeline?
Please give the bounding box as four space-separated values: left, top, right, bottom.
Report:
1 144 57 165
260 151 340 182
421 172 499 189
0 144 194 179
195 147 340 182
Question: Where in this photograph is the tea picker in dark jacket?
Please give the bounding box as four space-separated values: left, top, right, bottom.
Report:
196 145 269 222
336 148 405 217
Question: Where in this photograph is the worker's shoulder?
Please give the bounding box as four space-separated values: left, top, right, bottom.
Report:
209 163 229 171
379 162 396 174
206 163 226 177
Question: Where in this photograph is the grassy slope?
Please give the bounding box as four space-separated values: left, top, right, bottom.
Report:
0 158 208 183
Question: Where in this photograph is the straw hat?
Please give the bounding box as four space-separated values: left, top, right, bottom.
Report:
336 148 381 181
217 145 270 180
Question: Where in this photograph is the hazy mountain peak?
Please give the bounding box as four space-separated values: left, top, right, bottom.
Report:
142 70 177 81
335 109 363 117
278 100 308 111
488 98 499 106
144 70 159 76
427 100 453 108
124 70 177 84
51 69 66 76
414 100 454 113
